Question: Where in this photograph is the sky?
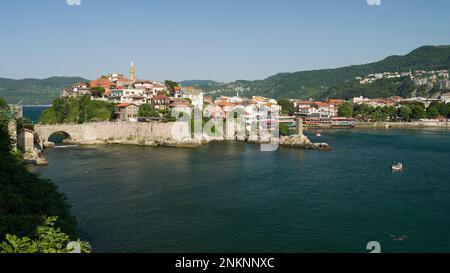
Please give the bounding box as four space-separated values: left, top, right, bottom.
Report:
0 0 450 82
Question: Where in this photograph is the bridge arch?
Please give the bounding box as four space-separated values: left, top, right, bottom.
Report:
47 131 72 143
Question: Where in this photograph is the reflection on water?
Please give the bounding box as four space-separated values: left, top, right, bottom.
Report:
37 130 450 253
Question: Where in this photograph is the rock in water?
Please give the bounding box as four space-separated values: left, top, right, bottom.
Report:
280 134 330 150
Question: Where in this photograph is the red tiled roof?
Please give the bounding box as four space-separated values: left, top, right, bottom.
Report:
115 103 137 108
153 93 169 100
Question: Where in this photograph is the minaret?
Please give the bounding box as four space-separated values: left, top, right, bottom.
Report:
130 62 135 81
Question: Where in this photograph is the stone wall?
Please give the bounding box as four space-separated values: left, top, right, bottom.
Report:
35 121 194 147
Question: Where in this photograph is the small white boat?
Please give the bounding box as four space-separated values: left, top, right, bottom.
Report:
316 133 322 137
392 163 403 171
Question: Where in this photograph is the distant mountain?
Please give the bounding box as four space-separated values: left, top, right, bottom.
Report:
179 80 223 87
203 45 450 99
0 76 88 105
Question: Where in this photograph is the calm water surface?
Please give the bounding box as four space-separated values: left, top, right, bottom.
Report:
37 129 450 253
23 106 49 123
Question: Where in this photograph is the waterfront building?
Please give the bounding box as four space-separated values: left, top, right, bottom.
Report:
114 103 139 122
169 98 194 114
180 87 204 109
326 99 345 117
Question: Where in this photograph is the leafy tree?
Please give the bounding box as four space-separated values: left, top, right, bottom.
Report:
0 97 12 125
279 123 290 136
40 95 114 124
426 104 440 119
0 216 91 253
16 117 35 131
277 99 295 115
398 105 412 122
139 104 159 118
0 97 8 109
385 106 398 121
90 86 106 98
397 78 416 98
0 119 77 241
410 104 426 120
164 80 180 93
338 102 353 118
353 103 374 121
427 102 448 118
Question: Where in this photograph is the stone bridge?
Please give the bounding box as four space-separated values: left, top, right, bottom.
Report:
34 121 191 145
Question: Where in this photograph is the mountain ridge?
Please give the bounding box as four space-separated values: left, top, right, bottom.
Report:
202 45 450 99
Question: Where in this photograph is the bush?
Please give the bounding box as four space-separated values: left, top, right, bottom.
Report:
1 216 91 253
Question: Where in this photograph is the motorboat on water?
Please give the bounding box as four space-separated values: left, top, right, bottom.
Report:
392 162 403 171
316 133 322 137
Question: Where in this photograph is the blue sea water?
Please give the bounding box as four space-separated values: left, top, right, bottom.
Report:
23 106 49 123
36 129 450 253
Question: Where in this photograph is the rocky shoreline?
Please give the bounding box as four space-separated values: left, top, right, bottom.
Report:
40 133 330 152
279 134 331 150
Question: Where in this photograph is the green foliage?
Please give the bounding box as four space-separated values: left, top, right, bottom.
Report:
0 77 89 105
0 216 91 253
352 104 398 121
139 104 159 118
279 123 290 136
338 102 353 118
397 78 417 98
0 119 77 240
398 106 413 121
324 77 415 100
0 98 11 125
277 99 295 115
0 97 8 109
16 117 34 131
164 80 180 93
90 86 106 98
427 102 448 118
353 104 373 121
39 95 114 124
179 80 221 87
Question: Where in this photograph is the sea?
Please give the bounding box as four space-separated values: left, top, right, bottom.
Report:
35 129 450 253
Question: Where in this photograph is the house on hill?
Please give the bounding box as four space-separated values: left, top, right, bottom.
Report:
114 103 139 122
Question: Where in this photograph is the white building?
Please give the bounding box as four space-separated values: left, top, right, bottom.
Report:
181 88 204 109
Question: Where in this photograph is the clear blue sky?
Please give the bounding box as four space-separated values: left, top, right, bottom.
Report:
1 0 449 82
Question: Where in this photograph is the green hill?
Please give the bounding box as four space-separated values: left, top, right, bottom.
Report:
204 45 450 99
0 76 89 105
179 80 223 87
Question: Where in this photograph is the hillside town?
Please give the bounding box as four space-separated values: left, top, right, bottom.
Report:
59 63 450 129
356 69 450 90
